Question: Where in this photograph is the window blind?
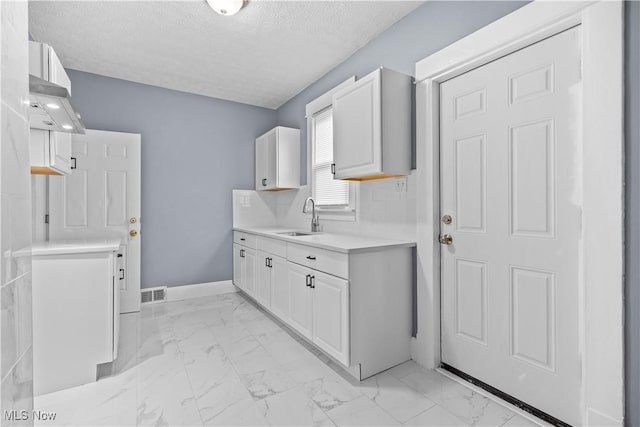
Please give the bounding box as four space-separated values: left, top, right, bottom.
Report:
312 108 349 207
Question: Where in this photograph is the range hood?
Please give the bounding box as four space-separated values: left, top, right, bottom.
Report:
29 75 85 134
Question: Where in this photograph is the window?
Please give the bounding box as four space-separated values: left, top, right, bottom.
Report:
311 107 350 209
306 76 356 219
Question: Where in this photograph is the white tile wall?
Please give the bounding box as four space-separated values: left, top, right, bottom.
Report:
233 172 416 241
1 0 34 424
232 189 278 228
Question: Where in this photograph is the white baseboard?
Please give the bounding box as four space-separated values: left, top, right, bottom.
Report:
165 280 237 302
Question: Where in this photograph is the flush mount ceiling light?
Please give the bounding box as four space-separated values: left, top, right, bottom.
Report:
206 0 246 16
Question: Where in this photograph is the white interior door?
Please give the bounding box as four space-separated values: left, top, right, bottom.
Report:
440 27 582 425
49 129 141 314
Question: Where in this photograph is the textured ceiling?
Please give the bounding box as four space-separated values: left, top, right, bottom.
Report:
29 1 423 109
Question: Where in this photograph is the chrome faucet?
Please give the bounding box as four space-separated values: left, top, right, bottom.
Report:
302 197 320 232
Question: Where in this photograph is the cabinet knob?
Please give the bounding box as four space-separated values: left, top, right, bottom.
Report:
262 178 267 186
129 230 138 238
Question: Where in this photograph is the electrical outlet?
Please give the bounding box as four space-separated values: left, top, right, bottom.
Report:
395 176 407 193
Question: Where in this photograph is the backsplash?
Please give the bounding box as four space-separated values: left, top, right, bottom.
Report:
233 171 416 242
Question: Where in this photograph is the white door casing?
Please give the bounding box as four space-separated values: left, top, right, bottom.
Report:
49 129 142 314
414 1 624 425
440 27 581 425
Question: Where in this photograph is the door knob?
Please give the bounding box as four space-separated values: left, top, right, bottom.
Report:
129 230 138 238
439 234 453 245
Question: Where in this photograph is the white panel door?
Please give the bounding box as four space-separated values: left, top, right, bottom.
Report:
287 262 312 340
49 129 141 313
256 251 271 308
270 255 289 322
440 27 582 425
312 271 349 366
332 70 381 179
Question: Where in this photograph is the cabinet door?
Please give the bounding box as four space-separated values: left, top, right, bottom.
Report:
332 70 382 179
264 130 277 189
244 248 257 298
256 134 268 190
256 251 271 308
49 132 72 174
270 255 289 322
233 244 244 290
287 263 313 340
312 271 350 366
255 130 277 190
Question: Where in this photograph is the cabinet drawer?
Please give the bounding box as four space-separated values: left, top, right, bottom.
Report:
233 231 257 248
287 243 348 279
256 236 287 258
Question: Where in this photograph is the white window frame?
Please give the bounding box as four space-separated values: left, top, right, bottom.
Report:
306 77 357 221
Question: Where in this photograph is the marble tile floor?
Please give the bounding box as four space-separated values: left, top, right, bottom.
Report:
34 292 545 427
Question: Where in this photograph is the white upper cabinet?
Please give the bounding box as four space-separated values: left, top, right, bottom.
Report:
332 68 412 181
29 41 73 176
255 126 300 191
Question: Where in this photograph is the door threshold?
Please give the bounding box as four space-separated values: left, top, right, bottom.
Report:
439 364 570 427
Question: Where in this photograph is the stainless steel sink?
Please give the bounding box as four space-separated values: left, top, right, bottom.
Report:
277 231 312 237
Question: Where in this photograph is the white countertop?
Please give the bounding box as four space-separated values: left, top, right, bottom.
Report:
234 226 415 253
30 239 122 256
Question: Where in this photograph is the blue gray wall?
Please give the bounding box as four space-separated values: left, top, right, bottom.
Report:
66 70 277 288
276 1 529 183
625 2 639 426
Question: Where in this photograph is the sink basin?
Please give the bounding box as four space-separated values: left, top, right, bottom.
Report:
277 231 312 237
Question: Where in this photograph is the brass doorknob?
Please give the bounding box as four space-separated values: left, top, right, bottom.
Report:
439 234 453 245
129 230 138 237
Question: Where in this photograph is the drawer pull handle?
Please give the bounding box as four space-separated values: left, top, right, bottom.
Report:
240 237 245 241
306 256 316 260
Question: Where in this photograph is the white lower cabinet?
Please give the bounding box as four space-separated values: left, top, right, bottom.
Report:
257 251 287 309
232 230 412 380
233 243 256 298
31 242 121 395
311 270 349 365
287 264 349 365
244 248 257 297
268 255 289 320
287 262 314 340
233 244 244 290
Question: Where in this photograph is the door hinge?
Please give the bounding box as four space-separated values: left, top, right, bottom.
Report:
44 214 49 224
